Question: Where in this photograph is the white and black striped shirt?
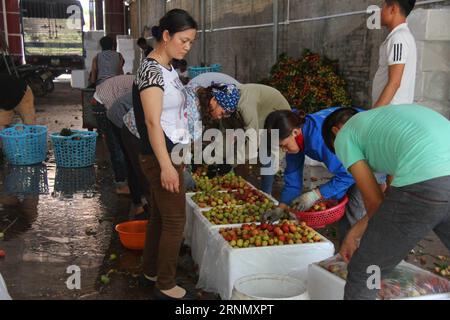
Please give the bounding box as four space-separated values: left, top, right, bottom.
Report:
132 58 189 155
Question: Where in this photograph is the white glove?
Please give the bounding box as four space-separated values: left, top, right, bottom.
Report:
292 189 321 212
183 169 196 190
261 207 286 223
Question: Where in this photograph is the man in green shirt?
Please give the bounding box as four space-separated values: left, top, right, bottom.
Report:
322 104 450 300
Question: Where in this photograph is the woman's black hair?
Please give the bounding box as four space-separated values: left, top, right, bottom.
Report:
99 36 114 50
264 110 307 140
322 107 359 153
151 9 198 42
197 84 230 125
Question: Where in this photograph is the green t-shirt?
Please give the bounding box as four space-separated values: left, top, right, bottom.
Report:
335 104 450 187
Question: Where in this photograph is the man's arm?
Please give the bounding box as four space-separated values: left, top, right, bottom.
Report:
373 64 405 108
317 142 356 200
118 53 125 75
89 55 98 85
349 160 384 218
279 152 305 207
141 87 179 193
339 160 385 262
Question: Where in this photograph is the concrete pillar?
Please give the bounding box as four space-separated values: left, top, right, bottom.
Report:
95 0 104 31
104 0 125 42
129 0 139 38
1 0 22 62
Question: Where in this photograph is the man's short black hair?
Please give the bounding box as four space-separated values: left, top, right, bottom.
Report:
322 107 359 153
100 36 114 50
137 37 147 46
385 0 416 17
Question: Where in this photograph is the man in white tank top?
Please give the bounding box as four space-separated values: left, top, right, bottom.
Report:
89 36 125 86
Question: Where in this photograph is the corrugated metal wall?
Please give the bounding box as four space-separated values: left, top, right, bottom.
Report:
128 0 450 106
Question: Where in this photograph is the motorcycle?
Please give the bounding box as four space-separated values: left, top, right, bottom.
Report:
15 64 54 97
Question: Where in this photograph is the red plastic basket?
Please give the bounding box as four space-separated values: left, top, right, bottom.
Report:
290 196 349 229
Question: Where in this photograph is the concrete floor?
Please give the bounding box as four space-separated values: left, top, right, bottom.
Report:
0 82 216 300
0 82 448 300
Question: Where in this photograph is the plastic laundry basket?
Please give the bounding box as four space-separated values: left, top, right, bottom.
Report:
188 64 223 78
0 124 48 165
188 66 212 78
50 130 98 168
210 63 222 72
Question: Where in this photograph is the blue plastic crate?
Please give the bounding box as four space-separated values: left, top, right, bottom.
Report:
188 66 212 78
0 125 48 165
50 130 98 168
210 63 222 72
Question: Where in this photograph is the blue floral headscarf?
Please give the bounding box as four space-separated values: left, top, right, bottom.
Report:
211 83 240 113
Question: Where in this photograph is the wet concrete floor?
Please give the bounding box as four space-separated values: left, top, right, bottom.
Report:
0 82 215 300
0 82 448 300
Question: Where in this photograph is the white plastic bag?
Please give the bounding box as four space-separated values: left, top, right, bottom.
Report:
0 273 12 300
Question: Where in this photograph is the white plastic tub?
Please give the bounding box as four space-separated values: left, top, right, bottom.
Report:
232 274 309 300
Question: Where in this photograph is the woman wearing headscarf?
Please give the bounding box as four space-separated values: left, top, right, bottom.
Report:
196 83 291 194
